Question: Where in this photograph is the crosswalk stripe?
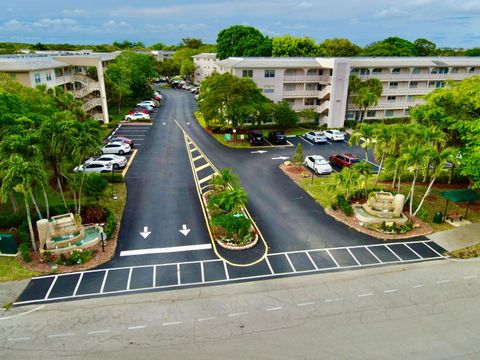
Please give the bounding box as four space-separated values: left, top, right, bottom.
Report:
198 174 213 185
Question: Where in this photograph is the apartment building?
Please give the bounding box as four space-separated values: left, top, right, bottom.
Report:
0 52 118 123
193 54 480 128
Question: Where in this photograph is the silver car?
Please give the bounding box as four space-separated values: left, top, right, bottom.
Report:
101 142 131 155
304 131 327 143
73 162 112 173
86 155 127 170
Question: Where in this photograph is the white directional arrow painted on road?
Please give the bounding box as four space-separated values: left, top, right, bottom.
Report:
162 122 166 125
272 156 289 160
251 150 268 154
179 224 191 236
140 226 152 239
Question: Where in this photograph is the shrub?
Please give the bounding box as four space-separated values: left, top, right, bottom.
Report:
84 173 109 204
19 243 31 262
104 211 117 239
0 212 26 228
331 203 338 211
100 173 124 183
293 143 304 166
82 206 107 223
69 249 94 264
336 194 353 216
18 221 30 245
211 225 227 240
344 120 357 129
211 213 251 238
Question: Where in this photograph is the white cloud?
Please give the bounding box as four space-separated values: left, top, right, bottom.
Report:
1 19 27 30
374 8 409 18
103 20 132 30
62 9 87 16
296 1 314 9
32 18 77 28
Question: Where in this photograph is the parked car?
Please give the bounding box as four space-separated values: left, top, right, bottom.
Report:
128 108 149 115
304 155 333 175
267 131 287 145
153 94 162 101
139 100 158 108
304 131 327 143
324 129 345 141
190 87 199 94
85 155 127 170
329 153 360 168
73 162 112 173
125 112 150 121
247 130 265 145
101 142 131 155
109 136 134 148
136 103 154 112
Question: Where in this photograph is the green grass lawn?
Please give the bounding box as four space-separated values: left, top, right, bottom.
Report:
0 257 38 282
194 111 313 149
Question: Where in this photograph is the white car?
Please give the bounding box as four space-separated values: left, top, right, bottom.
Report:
101 142 131 155
125 112 150 121
324 130 345 141
86 155 127 170
304 131 327 143
73 162 112 173
304 155 333 175
140 100 158 107
136 103 154 112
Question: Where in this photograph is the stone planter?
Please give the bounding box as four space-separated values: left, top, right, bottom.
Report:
202 188 258 250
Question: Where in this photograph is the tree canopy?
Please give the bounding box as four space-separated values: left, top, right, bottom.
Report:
272 36 318 57
216 25 272 59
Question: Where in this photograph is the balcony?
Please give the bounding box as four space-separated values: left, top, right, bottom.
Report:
358 73 471 81
381 88 430 96
284 75 331 83
282 85 332 99
349 99 424 111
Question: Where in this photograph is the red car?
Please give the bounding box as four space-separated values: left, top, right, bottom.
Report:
109 137 134 148
128 108 149 115
329 153 360 168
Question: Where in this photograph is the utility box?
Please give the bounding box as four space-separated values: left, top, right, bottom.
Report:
433 211 443 224
0 233 18 255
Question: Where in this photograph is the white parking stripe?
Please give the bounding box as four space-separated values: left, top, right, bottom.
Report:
120 244 212 256
44 275 58 299
285 253 296 272
195 163 210 172
298 136 314 146
198 174 213 185
325 249 340 268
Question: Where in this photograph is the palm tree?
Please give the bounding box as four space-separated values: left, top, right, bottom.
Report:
349 123 376 162
328 167 361 201
217 186 248 213
353 161 372 199
400 144 430 215
350 78 382 123
210 168 239 190
372 124 393 187
347 74 361 122
415 126 446 182
413 147 457 216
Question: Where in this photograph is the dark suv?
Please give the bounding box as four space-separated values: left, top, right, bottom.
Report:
267 131 287 145
247 130 265 145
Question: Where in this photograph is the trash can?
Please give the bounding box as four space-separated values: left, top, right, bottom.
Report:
0 233 18 255
433 211 443 224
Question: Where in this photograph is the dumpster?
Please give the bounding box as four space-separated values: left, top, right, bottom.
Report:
0 233 18 255
433 211 443 224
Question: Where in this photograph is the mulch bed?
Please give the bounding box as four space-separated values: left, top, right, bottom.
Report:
280 162 433 241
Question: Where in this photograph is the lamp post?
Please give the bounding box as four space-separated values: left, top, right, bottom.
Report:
233 128 237 142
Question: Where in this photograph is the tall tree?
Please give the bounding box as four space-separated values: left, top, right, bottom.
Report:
319 38 362 57
350 78 382 122
349 123 376 162
413 38 437 56
328 167 361 201
179 38 204 49
216 25 272 59
272 35 318 57
363 37 415 56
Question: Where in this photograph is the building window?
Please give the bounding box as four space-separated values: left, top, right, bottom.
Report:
265 69 275 78
46 72 52 81
242 70 253 78
385 110 394 117
392 68 401 74
283 83 296 91
346 111 355 120
318 69 324 75
372 68 382 74
431 67 448 74
469 67 475 73
366 110 376 118
406 95 415 102
359 68 370 75
387 96 396 102
263 85 274 94
389 82 398 89
305 98 315 106
412 68 421 74
409 81 418 88
435 81 445 88
34 73 41 84
55 69 62 77
351 68 358 73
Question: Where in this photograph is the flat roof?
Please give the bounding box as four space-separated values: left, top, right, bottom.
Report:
214 56 480 69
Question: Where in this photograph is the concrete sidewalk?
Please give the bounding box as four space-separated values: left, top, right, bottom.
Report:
427 223 480 252
0 279 29 313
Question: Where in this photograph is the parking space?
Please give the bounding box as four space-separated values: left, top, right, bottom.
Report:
14 240 447 306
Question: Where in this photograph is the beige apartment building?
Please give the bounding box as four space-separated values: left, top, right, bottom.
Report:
0 52 118 123
193 53 480 128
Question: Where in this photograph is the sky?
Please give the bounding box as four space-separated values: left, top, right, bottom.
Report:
0 0 479 48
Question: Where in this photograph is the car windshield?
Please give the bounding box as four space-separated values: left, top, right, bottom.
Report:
315 159 328 165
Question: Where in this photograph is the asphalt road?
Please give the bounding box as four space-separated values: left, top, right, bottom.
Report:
2 260 479 359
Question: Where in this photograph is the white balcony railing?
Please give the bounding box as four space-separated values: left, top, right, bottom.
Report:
381 88 431 96
358 73 474 81
284 75 331 83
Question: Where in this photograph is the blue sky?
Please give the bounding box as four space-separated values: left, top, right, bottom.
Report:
0 0 479 48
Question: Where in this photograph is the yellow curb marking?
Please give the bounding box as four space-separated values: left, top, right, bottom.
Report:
122 149 138 177
175 120 269 268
